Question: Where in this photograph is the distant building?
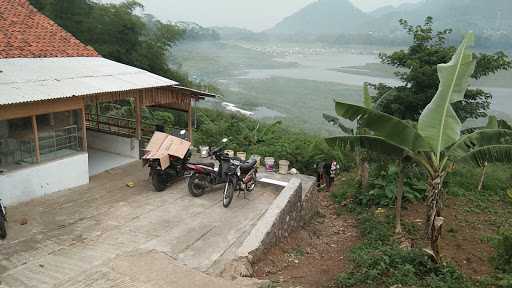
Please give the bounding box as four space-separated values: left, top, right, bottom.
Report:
0 0 214 204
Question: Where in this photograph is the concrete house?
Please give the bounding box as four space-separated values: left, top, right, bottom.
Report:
0 0 213 205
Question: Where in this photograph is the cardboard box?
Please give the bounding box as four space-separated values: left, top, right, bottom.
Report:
143 132 192 169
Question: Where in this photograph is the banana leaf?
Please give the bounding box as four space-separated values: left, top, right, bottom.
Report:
448 129 512 161
335 101 430 152
417 33 477 158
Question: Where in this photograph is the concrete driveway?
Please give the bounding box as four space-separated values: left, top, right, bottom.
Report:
0 161 278 287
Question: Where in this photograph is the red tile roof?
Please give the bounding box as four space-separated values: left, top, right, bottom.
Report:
0 0 100 58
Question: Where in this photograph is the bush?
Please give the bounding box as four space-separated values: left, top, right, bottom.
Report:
336 212 476 288
491 229 512 274
193 108 346 175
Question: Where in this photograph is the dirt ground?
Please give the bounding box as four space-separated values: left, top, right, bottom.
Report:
253 189 360 288
401 197 502 278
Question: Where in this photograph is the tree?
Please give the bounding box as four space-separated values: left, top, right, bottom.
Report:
372 17 512 123
28 0 218 91
327 33 512 263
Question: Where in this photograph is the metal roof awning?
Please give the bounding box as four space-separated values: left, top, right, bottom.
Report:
0 57 179 105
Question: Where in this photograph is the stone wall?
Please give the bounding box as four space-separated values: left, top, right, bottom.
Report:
237 175 318 265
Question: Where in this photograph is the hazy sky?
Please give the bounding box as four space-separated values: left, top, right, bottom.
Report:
106 0 421 31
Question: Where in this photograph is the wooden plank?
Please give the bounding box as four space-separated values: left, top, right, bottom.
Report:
0 97 83 121
31 115 40 163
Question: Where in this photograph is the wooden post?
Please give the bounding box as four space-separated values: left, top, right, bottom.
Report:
80 103 88 151
31 115 40 163
135 93 142 140
96 100 100 129
187 100 193 142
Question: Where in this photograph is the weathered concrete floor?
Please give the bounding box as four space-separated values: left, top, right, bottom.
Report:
0 161 278 287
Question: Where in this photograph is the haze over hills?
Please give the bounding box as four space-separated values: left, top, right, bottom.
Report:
267 0 512 36
269 0 370 35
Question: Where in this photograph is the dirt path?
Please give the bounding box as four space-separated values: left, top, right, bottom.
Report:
253 189 360 288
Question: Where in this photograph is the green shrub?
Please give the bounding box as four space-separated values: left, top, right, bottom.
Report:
491 229 512 274
193 108 346 175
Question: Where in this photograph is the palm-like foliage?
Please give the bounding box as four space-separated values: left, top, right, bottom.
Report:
326 33 512 262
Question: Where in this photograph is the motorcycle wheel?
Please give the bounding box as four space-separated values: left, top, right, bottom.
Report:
246 171 257 192
188 174 208 197
223 178 235 208
0 215 6 240
152 172 167 192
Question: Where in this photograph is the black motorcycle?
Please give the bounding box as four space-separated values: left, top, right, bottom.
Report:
147 130 192 192
0 199 6 240
148 149 192 192
222 157 257 208
186 139 231 198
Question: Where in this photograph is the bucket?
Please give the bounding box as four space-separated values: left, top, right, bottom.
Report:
279 160 290 175
236 152 247 160
264 157 275 172
251 155 262 168
199 146 209 158
224 150 235 157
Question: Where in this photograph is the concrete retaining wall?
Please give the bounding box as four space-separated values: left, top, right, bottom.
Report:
87 131 139 159
0 153 89 205
238 176 318 264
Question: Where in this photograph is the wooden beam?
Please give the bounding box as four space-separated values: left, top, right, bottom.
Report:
187 101 193 142
81 102 88 151
0 97 83 121
31 115 40 163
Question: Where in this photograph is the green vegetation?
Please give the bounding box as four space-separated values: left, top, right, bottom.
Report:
372 17 512 122
336 212 474 288
327 33 512 263
193 108 342 175
332 163 512 287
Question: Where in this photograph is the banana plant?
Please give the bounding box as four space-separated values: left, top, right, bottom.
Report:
326 33 512 263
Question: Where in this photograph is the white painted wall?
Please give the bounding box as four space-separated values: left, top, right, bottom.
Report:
87 130 140 159
0 153 89 205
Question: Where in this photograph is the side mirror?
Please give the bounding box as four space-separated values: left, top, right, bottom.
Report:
222 138 228 143
179 130 186 135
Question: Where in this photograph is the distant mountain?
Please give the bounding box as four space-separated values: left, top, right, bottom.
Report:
268 0 512 38
367 0 512 34
268 0 370 35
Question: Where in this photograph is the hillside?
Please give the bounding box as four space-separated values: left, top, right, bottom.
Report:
268 0 512 37
268 0 370 35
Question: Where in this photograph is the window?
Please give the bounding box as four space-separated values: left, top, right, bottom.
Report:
36 110 83 162
0 117 36 170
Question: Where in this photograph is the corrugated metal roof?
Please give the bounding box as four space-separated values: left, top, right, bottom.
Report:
0 57 179 105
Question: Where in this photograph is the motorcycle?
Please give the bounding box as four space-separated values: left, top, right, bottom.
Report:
146 130 192 192
0 199 6 240
186 139 258 208
222 157 257 208
186 139 230 198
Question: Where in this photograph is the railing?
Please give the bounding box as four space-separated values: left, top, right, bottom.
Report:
85 113 189 141
39 125 81 160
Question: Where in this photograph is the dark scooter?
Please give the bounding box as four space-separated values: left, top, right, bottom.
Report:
147 130 192 192
0 199 6 240
222 157 257 208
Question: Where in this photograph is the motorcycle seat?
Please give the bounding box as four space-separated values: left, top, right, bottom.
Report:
239 159 257 171
190 162 215 169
